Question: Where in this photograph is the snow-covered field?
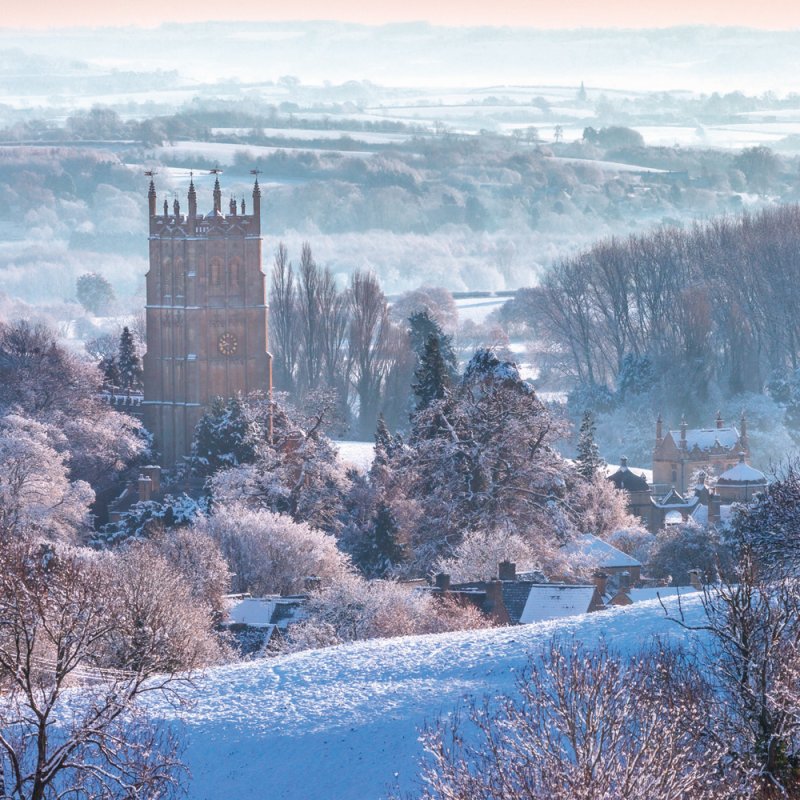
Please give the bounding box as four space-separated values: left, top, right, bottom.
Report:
155 595 705 799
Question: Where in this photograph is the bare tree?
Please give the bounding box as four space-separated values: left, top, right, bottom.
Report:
269 243 299 393
348 271 392 439
665 545 800 799
407 638 727 800
297 242 324 396
0 537 190 800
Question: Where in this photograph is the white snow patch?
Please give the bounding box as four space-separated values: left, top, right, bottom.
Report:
151 595 705 799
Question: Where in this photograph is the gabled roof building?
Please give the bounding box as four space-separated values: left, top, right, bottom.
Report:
653 411 749 494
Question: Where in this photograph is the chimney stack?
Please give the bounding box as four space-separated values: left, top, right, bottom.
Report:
593 570 609 597
498 560 516 581
141 465 161 495
716 411 724 429
137 475 153 503
435 573 451 592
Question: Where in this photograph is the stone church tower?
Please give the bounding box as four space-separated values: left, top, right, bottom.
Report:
142 175 272 466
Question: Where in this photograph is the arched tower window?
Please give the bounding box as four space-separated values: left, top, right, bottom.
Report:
173 257 185 300
230 257 242 291
161 256 172 301
210 257 223 288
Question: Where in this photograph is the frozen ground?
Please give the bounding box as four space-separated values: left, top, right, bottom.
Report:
153 595 705 799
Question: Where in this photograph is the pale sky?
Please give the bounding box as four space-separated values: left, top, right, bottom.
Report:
6 0 800 29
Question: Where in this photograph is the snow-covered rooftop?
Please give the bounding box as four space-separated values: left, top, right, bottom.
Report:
670 427 740 452
717 460 766 484
565 533 642 569
519 584 597 623
226 597 279 628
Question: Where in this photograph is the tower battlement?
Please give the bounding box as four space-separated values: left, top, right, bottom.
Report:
148 176 261 237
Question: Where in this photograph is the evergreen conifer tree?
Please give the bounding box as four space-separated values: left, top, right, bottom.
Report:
576 410 605 480
358 500 405 578
408 310 458 379
412 334 450 411
192 396 258 475
117 326 142 392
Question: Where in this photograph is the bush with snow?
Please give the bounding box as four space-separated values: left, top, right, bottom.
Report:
283 573 488 652
195 505 352 596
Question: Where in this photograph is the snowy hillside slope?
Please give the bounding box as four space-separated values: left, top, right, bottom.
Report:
155 595 706 799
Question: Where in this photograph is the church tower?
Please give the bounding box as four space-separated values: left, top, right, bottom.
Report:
142 174 272 466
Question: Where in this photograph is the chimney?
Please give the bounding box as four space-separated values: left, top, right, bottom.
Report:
716 410 724 429
173 197 180 219
620 455 628 471
680 416 688 449
740 410 748 446
137 474 153 503
688 569 703 591
655 414 663 444
163 198 169 218
498 560 516 581
229 197 237 215
141 465 161 494
618 570 631 591
435 573 450 592
483 579 511 624
593 570 609 596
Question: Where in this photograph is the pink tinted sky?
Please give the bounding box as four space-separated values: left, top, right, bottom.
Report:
6 0 800 29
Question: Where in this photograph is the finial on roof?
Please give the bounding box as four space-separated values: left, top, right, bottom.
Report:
620 455 628 469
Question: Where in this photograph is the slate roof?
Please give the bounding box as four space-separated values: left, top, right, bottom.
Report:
501 581 537 624
608 465 650 492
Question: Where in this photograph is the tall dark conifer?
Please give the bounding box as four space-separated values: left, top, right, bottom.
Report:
576 410 605 480
412 335 450 411
117 326 141 392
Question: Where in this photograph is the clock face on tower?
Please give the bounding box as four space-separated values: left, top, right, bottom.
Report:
218 332 238 356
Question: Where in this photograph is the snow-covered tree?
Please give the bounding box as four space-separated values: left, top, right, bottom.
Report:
408 310 458 375
353 501 407 579
393 349 571 571
0 320 147 491
117 325 142 391
435 527 545 583
195 504 352 596
730 460 800 575
148 526 231 618
575 410 605 480
192 395 260 475
412 334 451 411
96 492 207 546
0 538 189 799
648 522 732 585
283 573 488 652
411 638 727 800
665 546 800 796
210 397 351 535
0 413 93 542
